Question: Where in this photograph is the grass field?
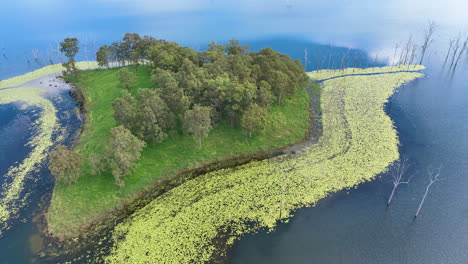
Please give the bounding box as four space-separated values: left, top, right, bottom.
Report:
46 66 312 237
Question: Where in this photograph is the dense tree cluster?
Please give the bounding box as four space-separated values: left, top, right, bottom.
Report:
105 33 308 142
89 34 308 186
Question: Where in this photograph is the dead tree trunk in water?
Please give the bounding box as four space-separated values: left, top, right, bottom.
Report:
387 158 413 206
449 36 461 70
443 39 455 65
419 21 435 65
452 36 468 71
392 43 399 67
327 45 334 69
414 167 442 218
303 48 308 71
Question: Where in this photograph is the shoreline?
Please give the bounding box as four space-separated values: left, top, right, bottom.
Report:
17 69 314 260
103 68 423 263
0 64 423 262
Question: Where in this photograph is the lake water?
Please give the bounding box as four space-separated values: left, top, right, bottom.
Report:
1 1 467 263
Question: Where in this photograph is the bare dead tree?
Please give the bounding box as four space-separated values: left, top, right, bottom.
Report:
449 36 461 69
419 21 436 64
451 35 468 71
2 47 8 60
387 158 413 206
339 48 350 71
316 53 322 71
402 34 414 65
47 51 53 65
327 45 334 69
304 48 309 71
83 38 90 69
414 167 442 218
392 43 400 67
32 49 42 66
56 41 64 63
443 39 455 65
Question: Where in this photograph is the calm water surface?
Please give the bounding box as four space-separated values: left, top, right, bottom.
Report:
0 1 467 263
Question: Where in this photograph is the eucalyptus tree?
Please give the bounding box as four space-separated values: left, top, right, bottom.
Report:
117 68 137 90
96 45 111 68
183 105 213 149
107 126 146 187
49 145 84 186
59 37 80 74
240 103 268 137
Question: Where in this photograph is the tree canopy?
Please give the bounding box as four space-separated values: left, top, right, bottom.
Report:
60 38 80 74
48 145 84 186
183 105 213 149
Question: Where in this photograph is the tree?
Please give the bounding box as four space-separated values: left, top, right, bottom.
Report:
122 33 144 67
386 158 413 206
218 78 256 126
105 126 146 187
419 21 435 65
240 103 268 137
271 70 290 104
136 105 167 144
414 167 442 218
96 45 111 68
225 39 249 56
135 88 175 133
48 145 83 186
183 105 212 149
88 153 105 175
59 37 80 74
117 68 138 90
152 69 188 116
113 90 136 129
257 80 274 108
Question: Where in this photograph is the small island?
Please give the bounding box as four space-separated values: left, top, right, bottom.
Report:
46 34 314 239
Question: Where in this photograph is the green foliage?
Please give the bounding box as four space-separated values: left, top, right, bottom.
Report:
183 105 213 149
46 66 311 238
60 38 80 74
117 68 137 90
135 88 174 143
241 103 268 137
112 90 136 130
257 80 274 108
103 126 146 187
96 45 111 68
152 69 188 116
48 145 84 186
104 69 424 263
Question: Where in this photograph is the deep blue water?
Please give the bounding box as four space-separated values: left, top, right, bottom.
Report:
1 1 467 263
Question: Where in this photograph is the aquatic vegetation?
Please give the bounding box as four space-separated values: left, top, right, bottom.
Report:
307 64 425 80
104 69 423 263
0 87 59 236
